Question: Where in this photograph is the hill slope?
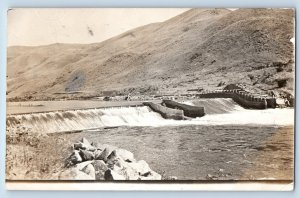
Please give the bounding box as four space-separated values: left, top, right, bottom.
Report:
7 8 295 100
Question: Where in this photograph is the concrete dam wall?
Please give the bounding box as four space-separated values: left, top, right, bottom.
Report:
7 101 207 133
163 100 205 118
196 90 276 109
143 102 185 120
191 98 243 114
6 98 293 134
145 98 244 118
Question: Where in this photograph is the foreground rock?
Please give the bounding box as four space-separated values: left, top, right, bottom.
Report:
64 138 162 180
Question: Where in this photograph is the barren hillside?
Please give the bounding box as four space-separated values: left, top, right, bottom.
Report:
7 8 295 100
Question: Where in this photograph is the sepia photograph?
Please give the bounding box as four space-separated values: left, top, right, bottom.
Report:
5 8 295 190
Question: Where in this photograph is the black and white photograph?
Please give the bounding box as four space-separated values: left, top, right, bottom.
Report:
5 8 295 190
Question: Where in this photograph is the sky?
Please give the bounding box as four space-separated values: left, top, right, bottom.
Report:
7 8 189 46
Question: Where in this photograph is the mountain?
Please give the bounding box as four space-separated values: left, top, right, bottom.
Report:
7 8 295 101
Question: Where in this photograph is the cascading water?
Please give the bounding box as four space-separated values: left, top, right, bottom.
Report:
7 106 166 133
185 98 244 114
6 99 294 134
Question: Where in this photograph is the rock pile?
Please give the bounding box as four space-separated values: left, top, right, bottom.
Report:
59 138 162 180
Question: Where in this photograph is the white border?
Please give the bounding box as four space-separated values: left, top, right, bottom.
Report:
6 182 294 191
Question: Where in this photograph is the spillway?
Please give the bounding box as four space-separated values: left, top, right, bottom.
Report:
6 106 166 133
187 98 244 114
6 99 294 134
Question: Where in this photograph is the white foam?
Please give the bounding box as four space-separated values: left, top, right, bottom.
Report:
191 108 294 126
8 104 294 134
181 101 195 106
8 106 170 133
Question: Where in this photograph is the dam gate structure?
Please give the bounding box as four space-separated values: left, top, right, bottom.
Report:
162 100 205 118
196 89 276 109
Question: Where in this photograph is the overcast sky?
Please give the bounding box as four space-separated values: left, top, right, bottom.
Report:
8 8 189 46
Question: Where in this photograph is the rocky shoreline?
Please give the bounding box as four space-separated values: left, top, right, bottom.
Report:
57 138 164 180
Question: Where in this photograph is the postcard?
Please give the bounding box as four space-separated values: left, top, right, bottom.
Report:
6 8 295 190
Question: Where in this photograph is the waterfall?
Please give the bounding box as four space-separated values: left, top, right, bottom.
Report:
7 106 166 133
6 99 294 134
187 98 244 114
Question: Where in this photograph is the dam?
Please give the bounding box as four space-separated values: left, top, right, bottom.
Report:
6 98 294 181
7 106 166 133
6 98 293 133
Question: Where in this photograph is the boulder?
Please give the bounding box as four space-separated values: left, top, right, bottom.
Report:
88 147 97 152
82 164 96 179
106 149 135 167
127 160 152 175
95 147 113 162
116 165 140 180
75 160 93 171
110 158 140 180
104 169 126 180
107 150 118 161
94 149 103 160
91 142 102 150
73 138 96 151
125 167 140 180
81 137 90 145
58 168 94 180
113 158 124 169
74 142 87 150
79 149 94 161
69 150 82 164
140 171 152 177
74 142 96 152
92 160 108 180
115 149 135 162
139 171 162 180
64 138 163 181
106 150 124 169
169 176 178 180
